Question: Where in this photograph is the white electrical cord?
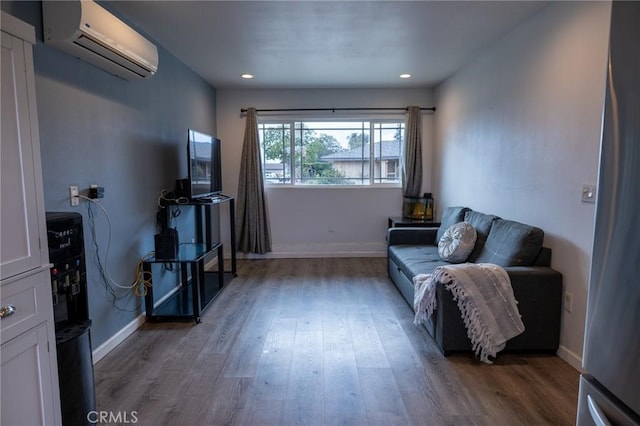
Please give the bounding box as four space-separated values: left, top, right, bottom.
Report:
79 195 153 291
157 189 189 207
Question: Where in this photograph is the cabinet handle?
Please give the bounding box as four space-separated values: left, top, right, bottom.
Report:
0 304 17 319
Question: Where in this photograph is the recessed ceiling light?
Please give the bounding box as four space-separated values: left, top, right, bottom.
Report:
241 74 254 79
400 73 412 79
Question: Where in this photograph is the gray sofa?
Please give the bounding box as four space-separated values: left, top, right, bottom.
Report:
387 206 562 355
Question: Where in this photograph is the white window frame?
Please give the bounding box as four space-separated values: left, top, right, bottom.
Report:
259 117 404 188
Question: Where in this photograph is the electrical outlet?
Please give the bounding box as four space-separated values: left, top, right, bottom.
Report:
69 185 79 206
564 292 573 313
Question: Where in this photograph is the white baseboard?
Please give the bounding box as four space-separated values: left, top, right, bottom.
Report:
92 314 146 364
204 256 219 270
92 285 181 364
234 242 387 259
557 344 584 372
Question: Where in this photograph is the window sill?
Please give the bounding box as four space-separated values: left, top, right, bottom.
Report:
265 184 402 189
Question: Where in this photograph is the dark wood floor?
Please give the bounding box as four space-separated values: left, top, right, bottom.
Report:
94 258 579 425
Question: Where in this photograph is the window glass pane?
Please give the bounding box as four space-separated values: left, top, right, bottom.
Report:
373 122 404 184
259 123 291 183
312 121 371 185
294 122 357 185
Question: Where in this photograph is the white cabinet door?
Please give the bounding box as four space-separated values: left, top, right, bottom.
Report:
1 322 59 426
0 12 62 426
1 25 47 280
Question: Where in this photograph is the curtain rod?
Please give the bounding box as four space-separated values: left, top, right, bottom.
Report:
240 106 436 114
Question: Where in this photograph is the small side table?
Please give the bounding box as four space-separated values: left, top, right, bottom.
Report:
388 216 441 228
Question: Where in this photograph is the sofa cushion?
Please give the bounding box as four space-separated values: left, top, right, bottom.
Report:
388 245 448 277
475 219 544 266
464 210 500 262
435 206 470 244
438 222 477 263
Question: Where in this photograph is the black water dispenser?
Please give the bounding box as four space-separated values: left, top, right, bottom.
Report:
46 212 96 426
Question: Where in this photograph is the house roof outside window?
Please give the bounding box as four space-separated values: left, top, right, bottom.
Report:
321 140 401 162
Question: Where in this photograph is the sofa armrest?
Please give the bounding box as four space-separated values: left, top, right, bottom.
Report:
505 266 563 352
505 266 563 284
506 266 563 308
387 227 438 246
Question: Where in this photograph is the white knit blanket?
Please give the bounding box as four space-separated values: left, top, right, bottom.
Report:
413 263 525 363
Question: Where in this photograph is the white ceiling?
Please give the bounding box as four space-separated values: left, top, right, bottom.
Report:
109 1 549 89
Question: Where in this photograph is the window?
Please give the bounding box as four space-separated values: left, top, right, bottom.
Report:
259 119 405 186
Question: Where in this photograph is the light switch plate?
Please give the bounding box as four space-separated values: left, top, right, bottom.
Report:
581 184 596 203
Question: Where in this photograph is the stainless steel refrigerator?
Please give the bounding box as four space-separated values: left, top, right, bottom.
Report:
577 2 640 425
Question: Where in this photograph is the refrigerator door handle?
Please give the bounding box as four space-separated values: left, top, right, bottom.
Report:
588 395 613 426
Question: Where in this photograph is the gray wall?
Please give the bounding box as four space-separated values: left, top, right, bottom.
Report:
2 1 218 348
434 1 610 368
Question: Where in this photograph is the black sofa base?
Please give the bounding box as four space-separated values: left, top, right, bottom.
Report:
388 257 562 356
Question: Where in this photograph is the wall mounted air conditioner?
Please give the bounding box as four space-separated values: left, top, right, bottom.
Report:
43 0 158 80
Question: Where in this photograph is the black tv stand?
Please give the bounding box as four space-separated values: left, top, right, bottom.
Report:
190 194 229 204
144 195 236 323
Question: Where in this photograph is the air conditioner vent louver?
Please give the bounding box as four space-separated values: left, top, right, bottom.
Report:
73 35 152 79
43 0 158 80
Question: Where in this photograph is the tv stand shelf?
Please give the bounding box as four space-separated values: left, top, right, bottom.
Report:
144 196 236 323
143 243 228 323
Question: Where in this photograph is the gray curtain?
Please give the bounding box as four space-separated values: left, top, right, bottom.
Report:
402 106 422 197
236 108 272 254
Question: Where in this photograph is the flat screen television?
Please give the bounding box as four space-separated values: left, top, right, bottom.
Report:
187 129 222 199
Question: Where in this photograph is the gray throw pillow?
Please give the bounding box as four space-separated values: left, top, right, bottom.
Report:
438 222 477 263
475 219 544 266
435 206 470 244
464 210 500 262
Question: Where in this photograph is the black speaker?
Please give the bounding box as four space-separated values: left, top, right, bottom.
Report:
155 228 179 260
